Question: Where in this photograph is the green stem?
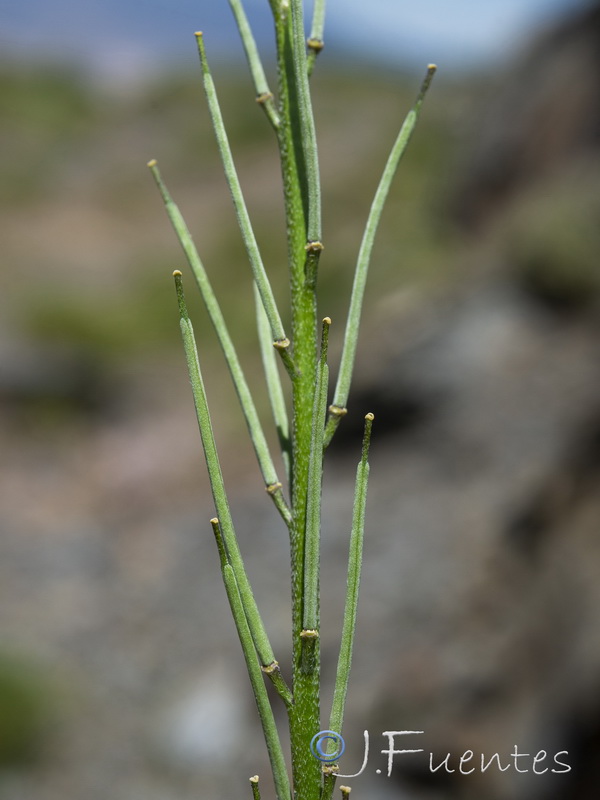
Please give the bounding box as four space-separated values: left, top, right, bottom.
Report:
227 0 281 129
149 162 291 525
249 775 262 800
212 518 291 800
195 33 292 363
255 283 292 485
307 0 326 75
289 0 322 247
329 414 373 733
321 416 372 800
302 318 330 631
211 518 293 710
324 65 436 447
173 270 277 667
267 0 281 17
273 7 321 799
322 771 337 800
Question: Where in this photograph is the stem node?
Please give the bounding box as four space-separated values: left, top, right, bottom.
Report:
307 38 324 53
273 338 299 378
250 775 261 800
257 91 275 105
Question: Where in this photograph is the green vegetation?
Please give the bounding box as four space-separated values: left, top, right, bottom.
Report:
148 4 435 799
1 60 458 397
0 653 52 767
0 68 95 204
506 163 600 309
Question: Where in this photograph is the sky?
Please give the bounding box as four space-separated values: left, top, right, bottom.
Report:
0 0 592 81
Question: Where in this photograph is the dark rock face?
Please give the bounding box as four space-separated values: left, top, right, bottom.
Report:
331 5 600 798
452 0 600 231
343 281 600 800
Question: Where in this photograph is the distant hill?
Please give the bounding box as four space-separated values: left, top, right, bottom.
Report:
1 0 590 81
0 0 266 79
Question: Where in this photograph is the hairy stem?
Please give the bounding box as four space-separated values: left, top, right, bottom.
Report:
321 414 374 800
255 282 293 485
227 0 281 129
307 0 326 75
325 65 436 446
302 318 331 631
273 4 322 798
149 162 291 524
212 517 291 800
174 271 278 667
195 33 291 365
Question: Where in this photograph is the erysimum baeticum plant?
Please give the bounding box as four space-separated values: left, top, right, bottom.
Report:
148 2 435 798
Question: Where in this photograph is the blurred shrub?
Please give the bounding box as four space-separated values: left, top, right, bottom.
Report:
0 653 52 767
0 67 95 204
507 160 600 312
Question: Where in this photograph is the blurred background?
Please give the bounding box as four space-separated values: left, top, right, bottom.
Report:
1 1 600 798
